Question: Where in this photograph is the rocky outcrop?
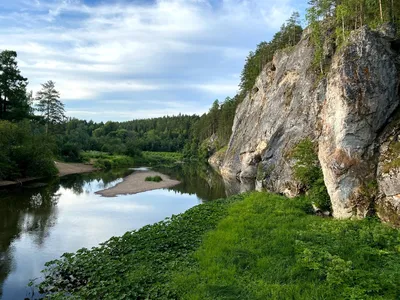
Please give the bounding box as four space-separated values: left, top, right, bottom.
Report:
208 147 226 170
218 25 400 222
376 113 400 226
221 31 325 198
319 27 399 218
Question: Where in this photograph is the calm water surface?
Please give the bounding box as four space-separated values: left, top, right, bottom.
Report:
0 164 253 299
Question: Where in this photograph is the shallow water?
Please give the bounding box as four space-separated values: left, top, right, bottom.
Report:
0 165 248 299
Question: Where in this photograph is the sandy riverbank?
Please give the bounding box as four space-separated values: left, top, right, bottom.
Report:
0 162 97 187
96 170 180 197
56 161 97 176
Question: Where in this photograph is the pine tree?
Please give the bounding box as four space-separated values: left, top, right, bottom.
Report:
0 50 30 121
36 80 65 134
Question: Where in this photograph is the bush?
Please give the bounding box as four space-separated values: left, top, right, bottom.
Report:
60 142 82 162
145 175 163 182
86 151 135 170
0 120 57 180
291 138 331 211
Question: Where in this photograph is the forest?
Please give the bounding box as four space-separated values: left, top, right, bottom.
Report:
1 0 399 182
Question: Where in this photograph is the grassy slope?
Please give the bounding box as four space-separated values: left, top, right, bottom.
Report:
174 193 400 300
37 192 400 299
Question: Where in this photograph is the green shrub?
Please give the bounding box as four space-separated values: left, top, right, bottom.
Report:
84 151 135 170
0 120 57 180
308 178 331 211
94 158 112 170
60 142 82 162
291 138 331 211
145 175 163 182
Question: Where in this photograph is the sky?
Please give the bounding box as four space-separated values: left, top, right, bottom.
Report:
0 0 308 122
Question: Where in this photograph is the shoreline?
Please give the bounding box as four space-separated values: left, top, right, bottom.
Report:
95 170 180 197
0 161 97 188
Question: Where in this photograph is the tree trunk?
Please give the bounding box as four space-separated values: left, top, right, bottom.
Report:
379 0 384 22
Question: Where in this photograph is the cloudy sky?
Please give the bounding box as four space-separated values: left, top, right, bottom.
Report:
0 0 307 122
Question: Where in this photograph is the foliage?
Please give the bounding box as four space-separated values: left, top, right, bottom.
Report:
0 120 57 180
291 138 331 211
81 151 135 170
134 151 183 167
306 0 400 74
183 95 241 160
0 50 31 121
145 175 163 182
54 115 198 162
35 194 245 299
36 80 65 134
174 192 400 300
291 138 321 187
240 12 302 93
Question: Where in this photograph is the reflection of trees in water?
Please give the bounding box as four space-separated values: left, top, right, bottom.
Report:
0 182 61 296
59 169 133 194
158 164 227 201
160 164 256 201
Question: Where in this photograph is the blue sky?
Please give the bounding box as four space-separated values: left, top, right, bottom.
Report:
0 0 308 122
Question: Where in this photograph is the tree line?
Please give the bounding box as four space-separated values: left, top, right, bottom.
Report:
307 0 400 72
0 50 66 180
2 0 398 179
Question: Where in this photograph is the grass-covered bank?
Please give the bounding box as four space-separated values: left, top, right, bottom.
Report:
175 193 400 300
80 151 183 170
135 151 184 167
35 193 400 299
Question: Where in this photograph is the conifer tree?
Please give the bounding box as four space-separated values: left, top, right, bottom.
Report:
36 80 65 134
0 50 30 121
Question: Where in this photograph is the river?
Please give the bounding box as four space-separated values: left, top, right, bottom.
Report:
0 164 254 299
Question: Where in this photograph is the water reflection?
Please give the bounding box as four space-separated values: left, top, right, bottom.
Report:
0 183 61 299
0 165 253 299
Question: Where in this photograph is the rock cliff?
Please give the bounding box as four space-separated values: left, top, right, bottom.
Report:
213 25 400 223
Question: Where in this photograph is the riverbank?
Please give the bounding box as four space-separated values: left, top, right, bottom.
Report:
0 161 97 187
95 170 180 197
35 192 400 299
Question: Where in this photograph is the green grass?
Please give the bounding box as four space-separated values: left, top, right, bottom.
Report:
145 175 163 182
81 151 135 170
174 193 400 300
34 192 400 299
135 151 183 167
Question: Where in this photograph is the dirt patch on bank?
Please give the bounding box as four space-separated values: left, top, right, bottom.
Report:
56 161 97 177
95 170 180 197
0 162 97 187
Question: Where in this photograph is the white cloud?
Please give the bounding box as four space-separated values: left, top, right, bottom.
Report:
0 0 303 120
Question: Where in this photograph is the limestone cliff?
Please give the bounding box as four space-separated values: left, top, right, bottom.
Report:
214 25 400 223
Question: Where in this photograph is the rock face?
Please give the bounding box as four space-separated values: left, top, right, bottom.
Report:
218 26 400 222
319 28 400 218
221 31 325 198
376 116 400 226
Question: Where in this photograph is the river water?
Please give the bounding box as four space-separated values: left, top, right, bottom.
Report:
0 165 253 299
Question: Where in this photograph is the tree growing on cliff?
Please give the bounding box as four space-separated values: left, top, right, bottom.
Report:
0 50 31 121
36 80 65 134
